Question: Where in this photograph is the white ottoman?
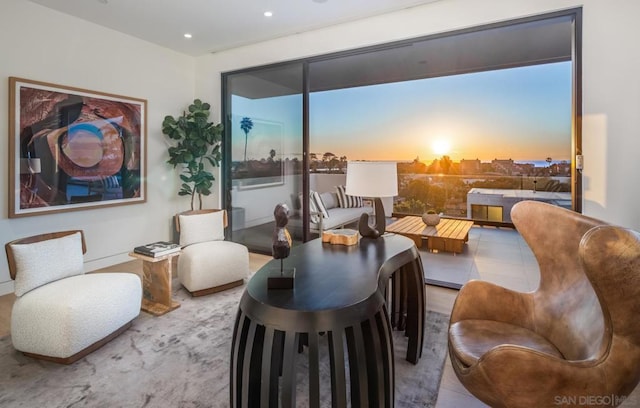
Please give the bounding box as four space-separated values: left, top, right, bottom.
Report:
11 273 142 362
177 240 249 296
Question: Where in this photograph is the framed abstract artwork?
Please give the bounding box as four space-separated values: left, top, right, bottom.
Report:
8 77 147 218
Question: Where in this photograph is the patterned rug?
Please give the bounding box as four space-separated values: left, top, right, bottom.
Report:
0 281 449 407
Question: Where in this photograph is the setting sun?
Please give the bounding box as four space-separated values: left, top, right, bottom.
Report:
432 139 452 156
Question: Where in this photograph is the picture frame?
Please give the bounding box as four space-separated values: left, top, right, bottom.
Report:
231 117 285 190
8 77 147 218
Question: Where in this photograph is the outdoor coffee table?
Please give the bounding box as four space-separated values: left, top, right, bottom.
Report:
386 216 474 254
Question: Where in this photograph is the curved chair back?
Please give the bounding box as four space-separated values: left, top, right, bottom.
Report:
580 226 640 396
174 209 227 233
511 201 607 361
5 230 86 280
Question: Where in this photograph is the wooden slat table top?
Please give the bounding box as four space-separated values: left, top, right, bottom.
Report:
387 216 474 240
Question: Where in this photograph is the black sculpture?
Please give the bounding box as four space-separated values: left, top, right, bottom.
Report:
268 203 295 289
272 203 292 260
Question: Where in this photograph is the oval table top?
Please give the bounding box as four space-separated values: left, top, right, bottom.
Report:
240 234 419 333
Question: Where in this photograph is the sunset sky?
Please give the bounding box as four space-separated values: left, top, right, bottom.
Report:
310 61 572 163
232 61 572 165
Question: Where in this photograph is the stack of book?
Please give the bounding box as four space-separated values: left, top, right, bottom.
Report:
134 241 181 257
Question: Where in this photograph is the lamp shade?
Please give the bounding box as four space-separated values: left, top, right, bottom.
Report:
345 161 398 197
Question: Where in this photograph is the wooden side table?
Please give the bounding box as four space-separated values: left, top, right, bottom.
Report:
128 251 181 316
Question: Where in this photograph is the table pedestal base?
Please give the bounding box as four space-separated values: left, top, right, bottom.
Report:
229 235 425 407
231 302 394 408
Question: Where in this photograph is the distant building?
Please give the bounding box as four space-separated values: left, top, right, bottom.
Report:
460 159 481 175
513 162 534 175
551 161 571 176
467 188 572 223
491 158 515 175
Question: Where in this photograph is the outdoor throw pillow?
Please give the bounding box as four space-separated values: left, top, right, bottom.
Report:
12 231 85 297
320 191 338 210
336 185 363 208
179 210 225 246
302 192 321 224
312 191 330 219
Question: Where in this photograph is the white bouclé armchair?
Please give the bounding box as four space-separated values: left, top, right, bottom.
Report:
175 209 250 296
5 230 142 364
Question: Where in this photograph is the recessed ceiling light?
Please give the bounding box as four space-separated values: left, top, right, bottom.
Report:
184 33 192 39
264 11 273 17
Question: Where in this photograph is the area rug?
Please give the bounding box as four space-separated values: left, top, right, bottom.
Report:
0 282 449 408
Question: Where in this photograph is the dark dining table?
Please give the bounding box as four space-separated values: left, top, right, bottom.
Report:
230 233 426 408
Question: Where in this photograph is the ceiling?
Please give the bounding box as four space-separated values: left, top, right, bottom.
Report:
231 15 573 98
29 0 442 56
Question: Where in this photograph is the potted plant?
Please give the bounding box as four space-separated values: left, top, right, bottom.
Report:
162 99 223 210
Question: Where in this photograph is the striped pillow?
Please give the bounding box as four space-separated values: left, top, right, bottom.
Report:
336 185 363 208
303 192 321 224
311 191 330 219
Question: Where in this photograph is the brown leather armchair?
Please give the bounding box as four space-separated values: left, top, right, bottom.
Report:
448 201 640 408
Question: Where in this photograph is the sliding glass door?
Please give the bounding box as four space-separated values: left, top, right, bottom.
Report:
222 63 305 254
223 9 581 252
307 13 578 225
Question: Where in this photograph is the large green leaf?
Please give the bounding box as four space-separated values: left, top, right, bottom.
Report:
161 99 222 205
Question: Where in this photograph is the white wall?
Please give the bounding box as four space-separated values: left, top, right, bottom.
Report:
2 0 639 294
196 0 640 231
0 0 197 294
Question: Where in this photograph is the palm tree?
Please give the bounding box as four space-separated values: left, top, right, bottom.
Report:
240 117 254 163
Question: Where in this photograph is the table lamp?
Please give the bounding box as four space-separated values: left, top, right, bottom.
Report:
345 161 398 239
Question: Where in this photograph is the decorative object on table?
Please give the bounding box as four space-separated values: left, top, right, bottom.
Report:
422 210 441 226
5 230 142 364
162 99 222 210
345 160 398 239
321 228 359 246
8 77 147 218
133 241 181 258
175 209 250 296
268 203 295 289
